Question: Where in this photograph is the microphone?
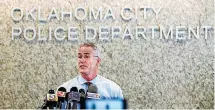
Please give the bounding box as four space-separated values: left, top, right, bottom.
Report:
43 89 58 109
57 87 66 109
79 89 86 98
79 89 86 109
87 84 100 99
66 87 80 109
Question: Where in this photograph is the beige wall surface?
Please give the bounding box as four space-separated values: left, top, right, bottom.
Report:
0 0 214 109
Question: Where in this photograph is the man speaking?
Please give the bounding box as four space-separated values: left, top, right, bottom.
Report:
58 42 123 99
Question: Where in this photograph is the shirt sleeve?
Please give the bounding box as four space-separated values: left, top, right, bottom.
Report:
112 85 124 99
117 87 124 99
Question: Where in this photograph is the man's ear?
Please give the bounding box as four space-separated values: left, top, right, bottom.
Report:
97 57 101 64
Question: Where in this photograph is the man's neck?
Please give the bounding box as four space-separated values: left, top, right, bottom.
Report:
81 72 97 81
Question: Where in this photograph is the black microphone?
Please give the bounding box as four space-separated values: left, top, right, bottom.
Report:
42 89 58 109
57 87 66 109
79 89 86 109
66 87 80 109
87 84 100 99
79 89 86 98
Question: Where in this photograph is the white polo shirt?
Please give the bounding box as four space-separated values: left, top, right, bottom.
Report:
58 75 124 99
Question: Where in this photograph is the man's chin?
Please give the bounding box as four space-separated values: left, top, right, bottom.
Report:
79 70 89 75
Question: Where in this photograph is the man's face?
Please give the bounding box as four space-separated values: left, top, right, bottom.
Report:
78 46 100 75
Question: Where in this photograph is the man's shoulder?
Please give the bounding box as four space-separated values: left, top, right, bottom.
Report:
98 75 124 99
98 75 121 89
57 76 79 91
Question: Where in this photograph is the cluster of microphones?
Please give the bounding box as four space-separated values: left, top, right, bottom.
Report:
39 84 101 109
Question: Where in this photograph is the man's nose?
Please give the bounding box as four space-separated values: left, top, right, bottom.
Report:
78 57 85 62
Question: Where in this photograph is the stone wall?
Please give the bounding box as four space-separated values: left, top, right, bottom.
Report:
0 0 214 109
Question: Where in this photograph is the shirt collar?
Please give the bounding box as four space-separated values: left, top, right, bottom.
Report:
78 74 100 85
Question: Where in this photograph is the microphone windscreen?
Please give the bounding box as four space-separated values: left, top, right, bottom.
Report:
88 84 98 93
48 89 55 94
79 89 85 93
70 87 78 92
79 89 86 98
57 87 67 98
58 87 66 92
68 87 80 102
